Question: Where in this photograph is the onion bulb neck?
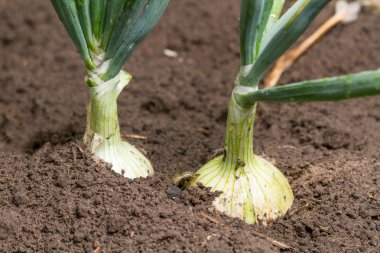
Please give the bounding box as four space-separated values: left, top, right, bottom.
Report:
189 97 293 224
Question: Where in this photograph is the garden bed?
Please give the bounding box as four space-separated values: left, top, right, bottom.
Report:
0 0 379 252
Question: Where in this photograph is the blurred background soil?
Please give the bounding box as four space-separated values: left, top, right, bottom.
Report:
0 1 379 252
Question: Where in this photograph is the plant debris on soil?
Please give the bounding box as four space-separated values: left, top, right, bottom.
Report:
0 0 379 252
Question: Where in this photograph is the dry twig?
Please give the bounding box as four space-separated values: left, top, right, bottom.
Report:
72 142 84 153
72 146 77 164
199 212 291 250
92 246 100 253
200 212 223 225
124 134 148 140
252 230 293 250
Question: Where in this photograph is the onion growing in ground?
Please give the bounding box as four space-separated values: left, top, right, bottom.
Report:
184 0 380 224
50 1 169 179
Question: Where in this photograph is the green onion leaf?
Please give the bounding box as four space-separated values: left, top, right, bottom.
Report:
90 0 106 41
100 0 126 51
104 0 146 61
75 0 95 51
51 0 94 69
235 69 380 107
104 0 170 80
241 0 330 87
263 0 285 33
240 0 274 66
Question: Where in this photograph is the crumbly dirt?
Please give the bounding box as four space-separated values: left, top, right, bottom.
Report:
0 0 379 252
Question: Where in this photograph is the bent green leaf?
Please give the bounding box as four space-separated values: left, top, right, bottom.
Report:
235 69 380 107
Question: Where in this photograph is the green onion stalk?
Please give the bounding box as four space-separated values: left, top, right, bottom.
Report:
50 0 170 178
187 0 380 224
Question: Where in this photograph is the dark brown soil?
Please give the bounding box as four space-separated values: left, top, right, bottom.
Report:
0 0 379 252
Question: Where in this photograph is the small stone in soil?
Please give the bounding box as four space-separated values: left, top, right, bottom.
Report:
12 193 29 206
167 186 182 199
82 191 93 199
55 174 69 188
75 203 88 218
196 182 205 189
106 216 124 234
